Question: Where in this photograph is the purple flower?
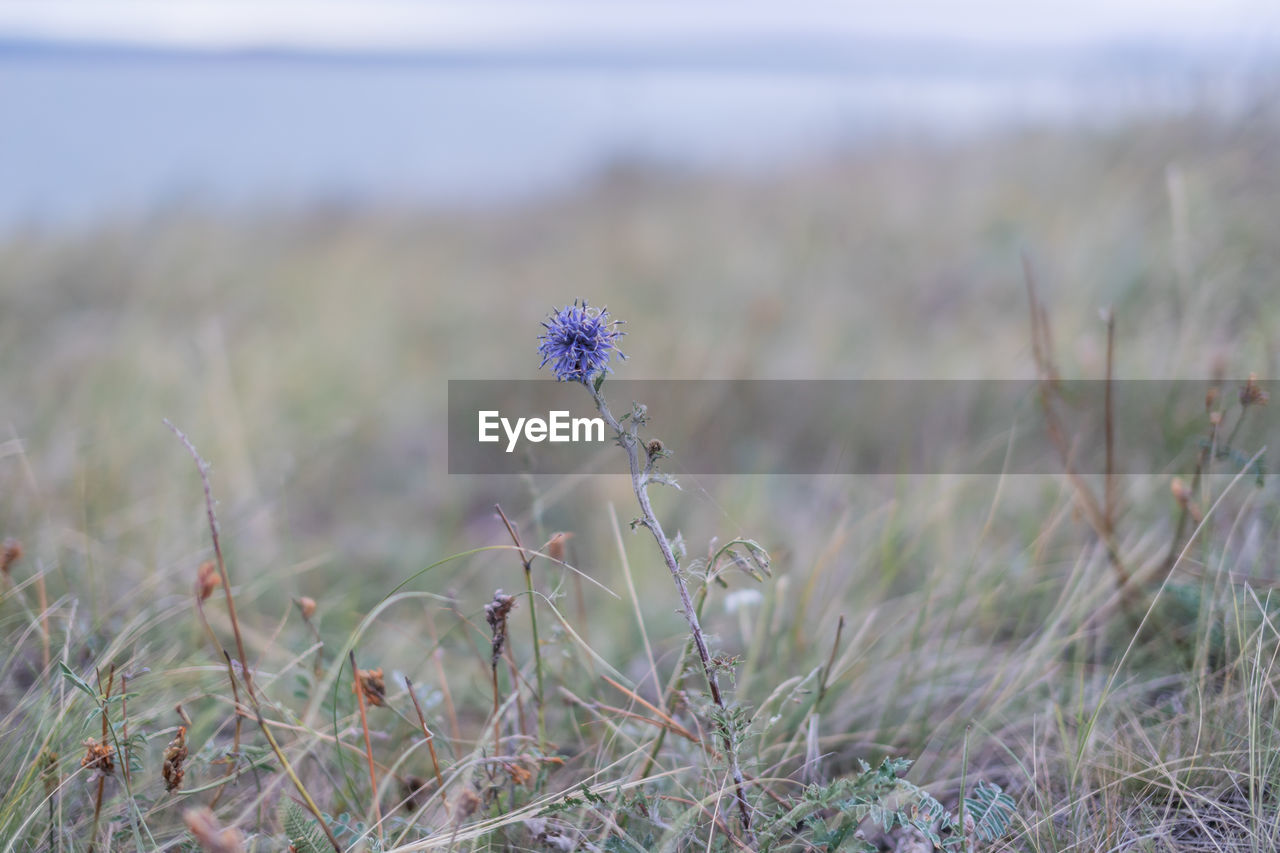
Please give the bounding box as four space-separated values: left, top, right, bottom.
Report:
537 300 626 382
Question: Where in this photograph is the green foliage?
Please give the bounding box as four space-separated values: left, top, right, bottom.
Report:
603 834 652 853
124 730 149 776
281 798 330 853
756 759 1016 852
58 660 97 700
709 539 772 583
964 781 1017 844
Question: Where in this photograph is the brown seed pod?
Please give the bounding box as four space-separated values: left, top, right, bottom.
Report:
543 532 574 563
1241 373 1270 407
162 726 188 792
484 591 517 667
1171 477 1203 523
80 738 115 775
183 806 245 853
452 788 481 824
195 560 221 601
355 668 387 707
402 775 430 813
1 538 22 576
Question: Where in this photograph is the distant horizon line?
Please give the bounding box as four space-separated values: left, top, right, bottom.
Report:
1 32 1273 76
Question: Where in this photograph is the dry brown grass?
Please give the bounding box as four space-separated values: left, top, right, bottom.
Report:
0 105 1278 850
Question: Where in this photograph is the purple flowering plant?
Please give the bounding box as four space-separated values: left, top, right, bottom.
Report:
536 300 756 835
536 300 626 384
527 303 1014 848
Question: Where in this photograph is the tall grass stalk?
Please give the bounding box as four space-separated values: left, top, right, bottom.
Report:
494 503 547 752
167 420 342 851
350 650 384 844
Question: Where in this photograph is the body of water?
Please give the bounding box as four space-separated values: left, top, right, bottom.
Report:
0 42 1271 231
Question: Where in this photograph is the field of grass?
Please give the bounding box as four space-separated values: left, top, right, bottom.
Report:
1 102 1279 851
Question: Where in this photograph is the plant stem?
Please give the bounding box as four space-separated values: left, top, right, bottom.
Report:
350 651 384 844
209 650 243 810
165 420 254 698
86 665 114 853
120 673 129 786
168 419 341 851
404 677 447 808
254 708 343 852
587 383 754 840
494 504 547 752
491 662 502 757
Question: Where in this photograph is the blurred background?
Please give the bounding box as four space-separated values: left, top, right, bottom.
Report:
2 0 1279 659
4 1 1278 228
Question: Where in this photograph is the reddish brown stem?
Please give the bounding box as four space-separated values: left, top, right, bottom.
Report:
165 419 254 699
405 677 447 809
86 665 115 853
351 651 384 842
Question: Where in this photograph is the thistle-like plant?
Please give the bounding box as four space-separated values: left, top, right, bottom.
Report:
537 301 754 838
537 299 626 382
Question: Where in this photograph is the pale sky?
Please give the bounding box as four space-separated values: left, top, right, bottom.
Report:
1 0 1277 52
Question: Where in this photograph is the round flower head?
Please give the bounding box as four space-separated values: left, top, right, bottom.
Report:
537 300 626 382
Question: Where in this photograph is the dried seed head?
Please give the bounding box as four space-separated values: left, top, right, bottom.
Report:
80 738 115 775
484 591 517 667
452 788 482 825
543 532 574 563
183 806 245 853
402 775 430 813
163 726 189 792
504 760 533 787
1241 373 1270 407
196 560 221 602
1 538 22 576
645 439 664 457
355 667 387 707
296 596 317 620
1171 477 1203 523
40 749 59 797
